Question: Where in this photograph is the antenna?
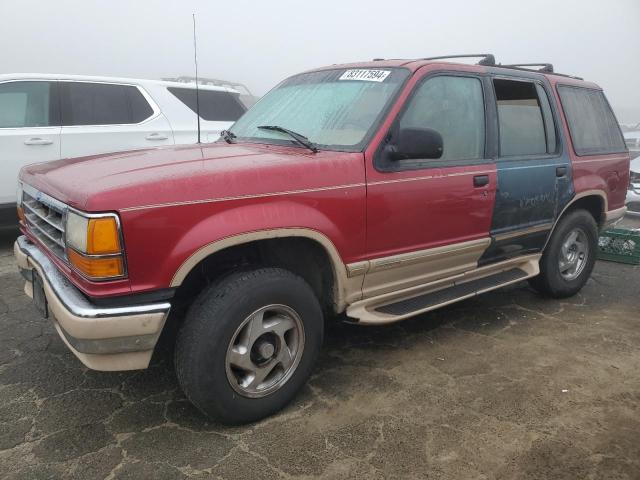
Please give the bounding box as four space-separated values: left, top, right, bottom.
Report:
192 13 201 144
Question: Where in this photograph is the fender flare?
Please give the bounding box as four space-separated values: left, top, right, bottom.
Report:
169 227 360 312
543 189 607 249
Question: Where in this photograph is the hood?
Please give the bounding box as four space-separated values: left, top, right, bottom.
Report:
20 143 361 211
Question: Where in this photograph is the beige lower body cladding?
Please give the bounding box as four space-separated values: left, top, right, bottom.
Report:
15 237 170 371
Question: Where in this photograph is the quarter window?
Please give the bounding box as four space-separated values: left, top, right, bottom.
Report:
61 82 154 126
398 75 485 161
557 86 625 156
0 81 55 128
168 87 246 122
494 79 555 157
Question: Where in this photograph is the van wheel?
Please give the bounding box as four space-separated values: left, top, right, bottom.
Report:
529 209 598 298
175 268 323 424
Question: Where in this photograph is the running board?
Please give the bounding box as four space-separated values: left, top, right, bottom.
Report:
377 268 526 315
346 255 540 325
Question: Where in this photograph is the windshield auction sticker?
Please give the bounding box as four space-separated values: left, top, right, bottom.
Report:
339 69 391 82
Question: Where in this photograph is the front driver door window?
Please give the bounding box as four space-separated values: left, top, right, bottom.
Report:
398 75 485 163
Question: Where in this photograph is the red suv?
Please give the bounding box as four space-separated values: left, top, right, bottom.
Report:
15 54 629 423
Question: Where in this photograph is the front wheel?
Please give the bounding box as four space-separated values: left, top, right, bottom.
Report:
175 268 323 424
529 209 598 298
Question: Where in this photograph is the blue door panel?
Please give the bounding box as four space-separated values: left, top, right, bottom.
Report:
479 154 574 264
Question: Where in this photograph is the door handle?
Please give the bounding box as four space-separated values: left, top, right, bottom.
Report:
24 138 53 146
146 133 168 141
556 166 567 177
473 175 489 187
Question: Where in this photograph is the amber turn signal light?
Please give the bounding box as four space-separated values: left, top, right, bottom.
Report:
87 217 121 255
68 249 124 279
17 206 25 224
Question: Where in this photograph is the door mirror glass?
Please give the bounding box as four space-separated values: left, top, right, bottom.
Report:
390 127 443 160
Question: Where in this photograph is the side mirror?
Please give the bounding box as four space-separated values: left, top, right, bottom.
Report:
389 127 443 160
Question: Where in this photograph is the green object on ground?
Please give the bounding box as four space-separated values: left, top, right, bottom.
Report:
597 228 640 265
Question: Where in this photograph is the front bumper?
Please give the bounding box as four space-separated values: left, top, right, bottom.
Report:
626 186 640 216
14 235 171 371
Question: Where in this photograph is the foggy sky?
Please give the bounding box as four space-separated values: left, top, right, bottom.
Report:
1 0 639 123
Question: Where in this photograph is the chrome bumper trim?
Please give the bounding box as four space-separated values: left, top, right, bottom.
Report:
17 235 170 319
16 235 170 359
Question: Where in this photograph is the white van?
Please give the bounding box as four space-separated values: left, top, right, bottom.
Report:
0 74 247 227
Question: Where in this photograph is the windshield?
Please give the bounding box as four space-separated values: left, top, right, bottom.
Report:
229 68 409 151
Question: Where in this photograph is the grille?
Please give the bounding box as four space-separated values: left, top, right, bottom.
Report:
22 185 68 261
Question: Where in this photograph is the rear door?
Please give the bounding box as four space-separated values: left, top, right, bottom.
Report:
364 68 497 298
0 80 61 205
479 76 571 264
59 81 173 158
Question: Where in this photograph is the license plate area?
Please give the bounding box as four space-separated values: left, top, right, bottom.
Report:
32 269 48 318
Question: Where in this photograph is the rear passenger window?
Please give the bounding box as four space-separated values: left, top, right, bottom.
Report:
0 81 56 128
494 79 557 157
61 82 154 126
398 75 485 161
168 87 247 121
557 86 626 156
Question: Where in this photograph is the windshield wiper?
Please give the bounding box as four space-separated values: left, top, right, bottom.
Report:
220 130 236 144
257 125 318 153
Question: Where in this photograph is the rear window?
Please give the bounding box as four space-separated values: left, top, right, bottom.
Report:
61 82 154 126
168 87 246 121
557 85 626 156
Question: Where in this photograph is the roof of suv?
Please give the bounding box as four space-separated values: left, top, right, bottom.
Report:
0 73 240 94
309 57 599 89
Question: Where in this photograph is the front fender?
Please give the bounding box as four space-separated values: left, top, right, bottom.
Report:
120 188 366 303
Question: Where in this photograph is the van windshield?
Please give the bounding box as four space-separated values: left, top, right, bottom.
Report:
229 68 409 151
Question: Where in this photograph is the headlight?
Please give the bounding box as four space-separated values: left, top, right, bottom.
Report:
66 212 89 252
16 182 24 224
65 210 125 280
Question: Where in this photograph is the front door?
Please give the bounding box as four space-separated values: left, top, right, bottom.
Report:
479 76 572 264
364 69 497 299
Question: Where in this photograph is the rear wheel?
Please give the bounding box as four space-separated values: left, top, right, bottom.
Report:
529 209 598 298
175 268 323 424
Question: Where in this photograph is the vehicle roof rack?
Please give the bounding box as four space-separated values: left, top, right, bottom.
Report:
419 54 496 66
501 63 554 73
370 55 583 80
495 63 583 80
372 54 496 65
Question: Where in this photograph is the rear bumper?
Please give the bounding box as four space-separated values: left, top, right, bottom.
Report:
14 235 171 371
602 206 628 229
626 187 640 216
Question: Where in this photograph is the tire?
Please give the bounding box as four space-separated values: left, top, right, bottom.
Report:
175 267 323 424
529 209 598 298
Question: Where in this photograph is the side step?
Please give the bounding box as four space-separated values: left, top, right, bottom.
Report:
346 255 540 325
376 268 527 316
